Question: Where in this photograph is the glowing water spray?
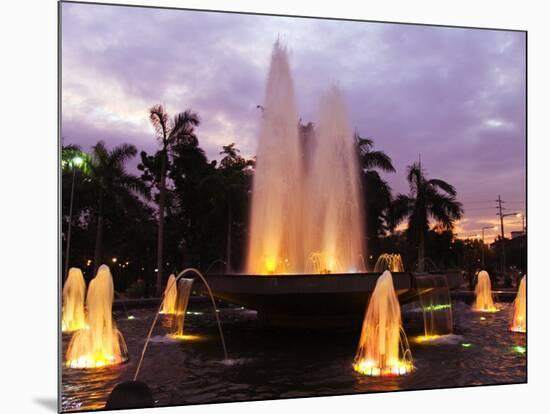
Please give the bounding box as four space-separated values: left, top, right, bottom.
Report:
246 42 365 274
510 275 526 333
373 254 404 273
62 267 87 332
159 274 178 315
170 278 194 339
66 265 128 368
353 271 413 376
134 268 228 381
472 270 499 312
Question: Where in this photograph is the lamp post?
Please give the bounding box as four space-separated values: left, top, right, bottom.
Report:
481 225 497 268
64 155 84 282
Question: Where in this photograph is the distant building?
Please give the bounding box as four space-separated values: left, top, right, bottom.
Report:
511 231 525 239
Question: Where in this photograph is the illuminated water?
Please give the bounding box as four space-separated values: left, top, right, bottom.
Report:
373 254 404 273
65 265 129 368
246 42 364 274
62 267 87 332
61 299 525 411
472 271 498 312
413 274 453 341
510 276 526 333
171 278 194 338
160 274 177 315
353 271 413 376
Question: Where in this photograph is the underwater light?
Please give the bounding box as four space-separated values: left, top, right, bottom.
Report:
513 345 526 354
353 359 414 377
168 334 202 341
461 343 473 348
423 304 452 312
412 335 443 343
127 315 135 320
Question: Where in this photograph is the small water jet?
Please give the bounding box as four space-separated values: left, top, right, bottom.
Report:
412 274 453 343
472 270 499 312
159 274 178 315
510 275 526 333
169 278 194 339
353 271 413 376
62 267 87 332
66 264 129 368
133 268 228 382
373 254 404 273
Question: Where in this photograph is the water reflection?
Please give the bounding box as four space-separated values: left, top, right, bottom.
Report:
62 301 525 411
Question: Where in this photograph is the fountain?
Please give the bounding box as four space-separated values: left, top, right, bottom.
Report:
170 278 195 339
66 264 129 368
472 270 498 312
246 42 364 274
202 41 463 328
353 271 413 376
160 274 178 315
510 275 526 333
412 274 454 343
246 41 305 274
374 254 404 273
62 267 87 332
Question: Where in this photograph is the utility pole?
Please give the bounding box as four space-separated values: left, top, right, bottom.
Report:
496 195 506 274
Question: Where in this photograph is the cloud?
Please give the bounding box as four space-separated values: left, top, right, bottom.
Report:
61 3 526 236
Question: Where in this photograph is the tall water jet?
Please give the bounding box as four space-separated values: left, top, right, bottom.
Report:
353 271 413 376
472 270 498 312
374 254 404 273
66 264 128 368
62 267 87 332
305 86 365 273
247 41 304 274
510 275 526 333
170 278 194 339
160 274 178 315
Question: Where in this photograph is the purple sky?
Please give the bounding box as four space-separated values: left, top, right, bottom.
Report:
61 2 526 239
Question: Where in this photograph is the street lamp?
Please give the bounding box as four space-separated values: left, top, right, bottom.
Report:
63 154 85 281
480 225 497 268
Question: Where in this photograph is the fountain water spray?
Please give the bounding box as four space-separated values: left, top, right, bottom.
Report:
412 274 454 343
353 271 413 376
373 254 404 273
62 267 87 332
510 275 526 333
472 270 498 312
170 278 194 339
160 274 178 315
247 41 304 274
66 265 128 368
133 268 227 381
247 42 365 274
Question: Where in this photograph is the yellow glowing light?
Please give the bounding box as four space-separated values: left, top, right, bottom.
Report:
411 335 443 344
265 257 277 274
167 334 202 341
66 354 127 369
353 358 414 377
480 316 486 321
112 257 117 263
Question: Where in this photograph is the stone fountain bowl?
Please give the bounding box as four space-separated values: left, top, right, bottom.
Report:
199 271 463 329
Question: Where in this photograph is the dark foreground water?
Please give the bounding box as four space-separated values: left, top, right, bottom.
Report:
61 300 526 412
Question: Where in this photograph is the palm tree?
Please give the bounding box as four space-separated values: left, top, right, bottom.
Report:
149 105 200 295
355 134 396 261
89 141 147 275
389 161 463 271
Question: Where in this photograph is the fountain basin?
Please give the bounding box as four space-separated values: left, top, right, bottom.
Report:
200 271 463 328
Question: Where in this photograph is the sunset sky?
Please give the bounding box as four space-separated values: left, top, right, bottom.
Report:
61 2 526 240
